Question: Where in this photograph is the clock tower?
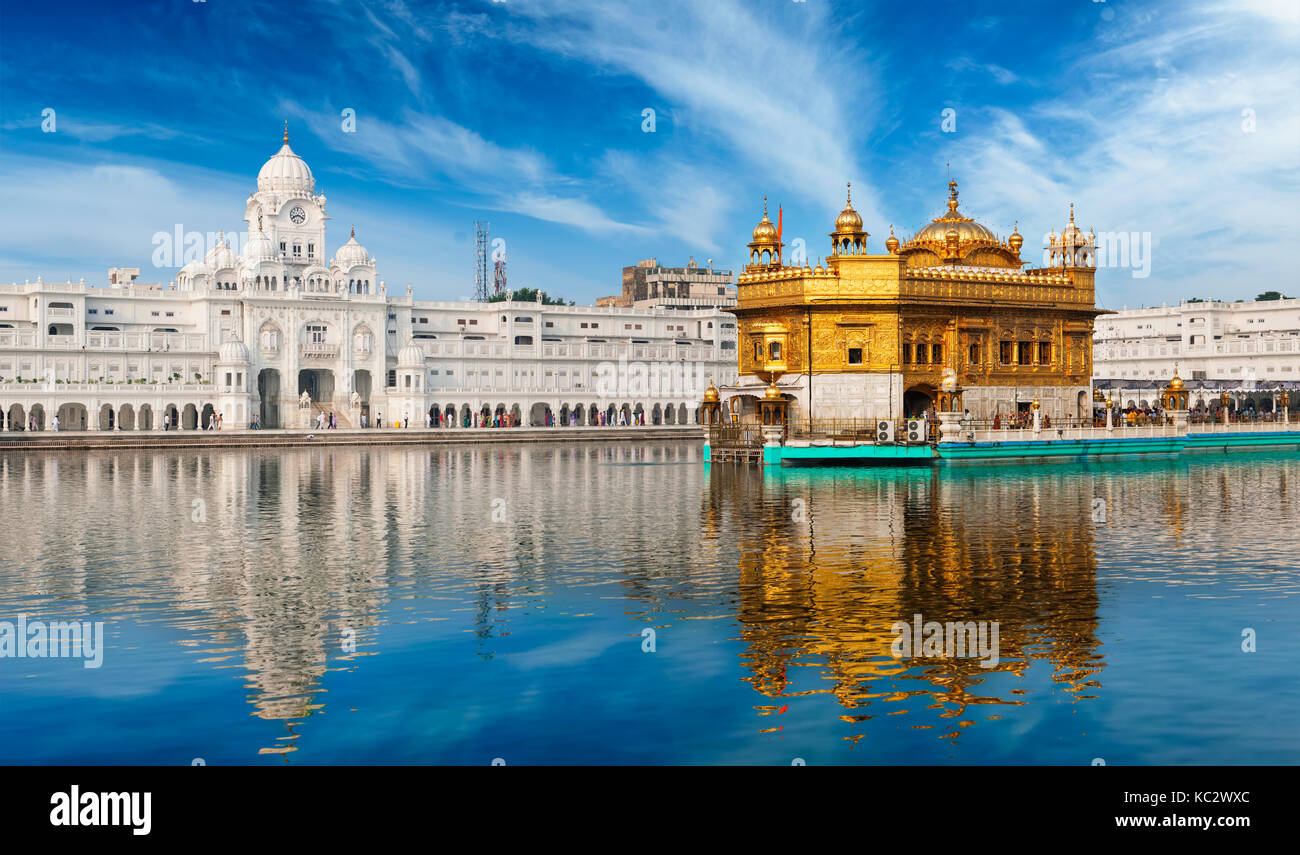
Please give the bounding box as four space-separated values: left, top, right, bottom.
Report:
244 123 330 289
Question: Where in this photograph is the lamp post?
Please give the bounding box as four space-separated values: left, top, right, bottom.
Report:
1220 391 1231 426
1281 390 1291 426
1105 396 1114 432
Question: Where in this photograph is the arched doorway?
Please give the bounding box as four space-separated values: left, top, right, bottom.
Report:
353 369 372 422
298 369 335 405
57 402 88 430
258 369 281 428
903 387 934 418
137 404 153 430
201 403 216 428
182 404 199 430
529 402 550 426
118 404 135 430
29 404 45 430
8 403 25 431
97 403 115 430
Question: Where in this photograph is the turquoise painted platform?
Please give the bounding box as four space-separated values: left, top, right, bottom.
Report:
706 426 1300 467
938 435 1184 462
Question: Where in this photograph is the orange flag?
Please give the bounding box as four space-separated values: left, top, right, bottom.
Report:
776 205 783 262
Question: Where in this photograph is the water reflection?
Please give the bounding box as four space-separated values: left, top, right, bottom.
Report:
0 444 1296 763
707 465 1105 740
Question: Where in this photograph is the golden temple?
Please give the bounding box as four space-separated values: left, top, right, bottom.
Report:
719 180 1105 422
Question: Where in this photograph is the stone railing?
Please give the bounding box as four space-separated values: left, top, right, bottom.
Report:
300 343 340 359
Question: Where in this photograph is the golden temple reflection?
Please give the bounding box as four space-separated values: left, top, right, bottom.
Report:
704 464 1104 738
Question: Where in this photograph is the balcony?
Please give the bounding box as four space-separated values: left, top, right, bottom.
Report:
301 342 340 360
46 307 75 318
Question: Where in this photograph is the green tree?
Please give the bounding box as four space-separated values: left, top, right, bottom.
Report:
488 287 568 305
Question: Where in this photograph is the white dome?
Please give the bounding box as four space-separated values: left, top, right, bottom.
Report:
179 260 211 278
219 336 250 364
333 228 370 268
398 338 425 367
205 231 237 270
242 229 275 265
257 142 315 196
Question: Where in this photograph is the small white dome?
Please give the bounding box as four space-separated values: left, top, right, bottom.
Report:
333 227 370 269
219 336 250 364
257 139 315 196
398 338 425 366
242 228 275 265
205 231 237 270
179 260 211 278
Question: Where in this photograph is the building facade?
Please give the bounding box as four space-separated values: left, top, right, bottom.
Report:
718 182 1103 423
598 258 737 310
1092 297 1300 411
0 134 737 431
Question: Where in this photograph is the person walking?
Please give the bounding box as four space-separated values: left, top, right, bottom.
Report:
163 412 170 431
51 414 60 431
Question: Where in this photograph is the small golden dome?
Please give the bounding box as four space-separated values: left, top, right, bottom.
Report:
752 197 778 243
834 182 863 233
704 378 720 402
1166 365 1186 391
763 380 784 401
885 224 900 253
1009 221 1023 252
910 180 1000 246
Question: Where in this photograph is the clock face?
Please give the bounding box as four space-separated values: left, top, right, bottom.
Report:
289 206 306 225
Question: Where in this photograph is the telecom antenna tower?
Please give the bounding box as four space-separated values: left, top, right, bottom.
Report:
474 221 490 302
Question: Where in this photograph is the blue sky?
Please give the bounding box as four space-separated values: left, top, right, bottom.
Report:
0 0 1296 308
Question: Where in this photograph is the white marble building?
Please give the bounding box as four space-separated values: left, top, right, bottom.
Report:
1092 297 1300 410
0 135 737 431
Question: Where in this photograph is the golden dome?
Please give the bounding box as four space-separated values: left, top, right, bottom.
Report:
885 224 900 253
704 377 720 402
1166 366 1186 391
909 180 999 245
834 182 863 233
1008 221 1023 253
752 197 778 243
763 380 784 401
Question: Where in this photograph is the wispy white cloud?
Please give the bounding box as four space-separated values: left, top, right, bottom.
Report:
938 0 1300 305
490 0 880 223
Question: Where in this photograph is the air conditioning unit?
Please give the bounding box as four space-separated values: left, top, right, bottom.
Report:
906 419 925 442
876 420 894 443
